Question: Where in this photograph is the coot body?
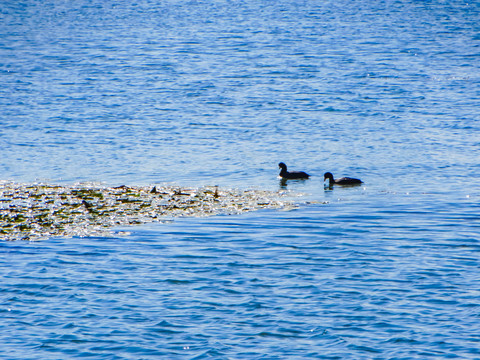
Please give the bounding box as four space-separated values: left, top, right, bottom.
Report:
324 172 362 186
279 162 310 179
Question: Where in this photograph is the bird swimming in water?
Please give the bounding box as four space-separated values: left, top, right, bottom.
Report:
324 172 363 186
278 162 310 179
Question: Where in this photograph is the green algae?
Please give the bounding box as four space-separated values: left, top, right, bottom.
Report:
0 182 299 241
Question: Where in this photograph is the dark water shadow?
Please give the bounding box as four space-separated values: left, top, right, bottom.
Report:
279 178 309 189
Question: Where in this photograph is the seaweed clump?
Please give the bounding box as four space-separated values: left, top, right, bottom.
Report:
0 182 297 241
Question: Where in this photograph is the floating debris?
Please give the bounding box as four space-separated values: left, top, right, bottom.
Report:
0 182 300 241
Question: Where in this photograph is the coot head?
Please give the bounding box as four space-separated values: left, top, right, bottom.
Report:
278 162 287 170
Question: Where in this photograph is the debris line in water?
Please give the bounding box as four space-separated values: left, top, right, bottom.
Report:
0 182 298 241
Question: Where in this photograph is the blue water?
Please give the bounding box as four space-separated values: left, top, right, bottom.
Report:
1 0 480 358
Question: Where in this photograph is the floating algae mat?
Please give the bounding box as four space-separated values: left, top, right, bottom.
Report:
0 182 300 241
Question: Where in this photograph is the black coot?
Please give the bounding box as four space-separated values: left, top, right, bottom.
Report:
324 172 362 186
279 162 310 179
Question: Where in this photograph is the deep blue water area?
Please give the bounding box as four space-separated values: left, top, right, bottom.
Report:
1 0 480 358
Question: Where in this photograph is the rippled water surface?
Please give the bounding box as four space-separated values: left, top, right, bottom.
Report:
1 0 480 358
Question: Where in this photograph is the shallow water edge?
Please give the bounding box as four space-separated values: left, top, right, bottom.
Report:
0 181 304 241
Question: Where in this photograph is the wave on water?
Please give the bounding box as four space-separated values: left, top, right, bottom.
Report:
0 182 302 241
